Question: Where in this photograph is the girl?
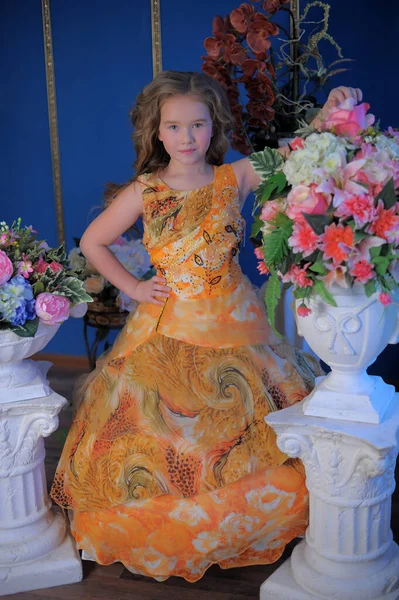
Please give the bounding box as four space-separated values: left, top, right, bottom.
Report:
51 72 362 582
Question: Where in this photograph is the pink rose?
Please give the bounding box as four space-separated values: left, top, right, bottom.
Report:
49 261 63 272
35 256 50 274
0 250 13 285
322 98 375 137
35 293 70 326
286 184 331 221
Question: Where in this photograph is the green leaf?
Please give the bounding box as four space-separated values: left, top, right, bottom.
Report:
53 277 93 304
249 147 284 181
373 257 390 275
293 287 312 300
263 214 293 267
376 177 396 209
32 281 45 296
309 258 327 275
365 280 376 297
303 213 332 235
369 246 382 259
264 270 282 338
354 231 368 243
11 318 39 338
253 171 288 214
251 216 263 237
313 279 337 306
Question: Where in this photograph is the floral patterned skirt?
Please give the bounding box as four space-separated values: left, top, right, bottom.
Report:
51 333 321 581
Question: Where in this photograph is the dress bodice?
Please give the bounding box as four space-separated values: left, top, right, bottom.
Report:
107 164 276 360
140 164 244 299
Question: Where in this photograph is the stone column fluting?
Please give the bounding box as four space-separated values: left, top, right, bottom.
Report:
0 391 82 595
261 397 399 600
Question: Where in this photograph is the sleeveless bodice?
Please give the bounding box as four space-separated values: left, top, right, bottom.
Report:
107 164 276 360
141 164 244 299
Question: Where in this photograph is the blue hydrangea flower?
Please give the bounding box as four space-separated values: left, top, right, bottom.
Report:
0 275 36 326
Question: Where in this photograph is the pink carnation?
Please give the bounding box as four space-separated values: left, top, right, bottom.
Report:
260 200 282 223
0 249 13 285
286 184 331 221
322 98 375 137
35 293 70 326
348 259 375 284
254 246 264 260
379 292 392 306
288 219 319 257
335 194 375 228
283 264 313 288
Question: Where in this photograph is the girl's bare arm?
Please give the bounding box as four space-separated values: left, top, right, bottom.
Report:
80 182 170 305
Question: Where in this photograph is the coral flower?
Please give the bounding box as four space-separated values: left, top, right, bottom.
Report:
367 199 399 243
297 303 312 317
257 261 269 275
348 259 375 284
321 223 354 265
288 219 319 257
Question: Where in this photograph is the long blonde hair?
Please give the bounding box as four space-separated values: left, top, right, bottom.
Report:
106 71 234 201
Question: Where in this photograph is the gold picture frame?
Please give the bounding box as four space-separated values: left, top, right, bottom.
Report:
41 1 163 244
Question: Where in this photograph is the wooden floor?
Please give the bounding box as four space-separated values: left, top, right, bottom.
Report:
4 364 399 600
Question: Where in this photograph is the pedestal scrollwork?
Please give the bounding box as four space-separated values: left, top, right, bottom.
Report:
0 394 82 595
261 400 399 600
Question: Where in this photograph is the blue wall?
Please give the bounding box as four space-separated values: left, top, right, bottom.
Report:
1 0 398 377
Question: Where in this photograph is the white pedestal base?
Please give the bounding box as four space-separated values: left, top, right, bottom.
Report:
0 529 82 595
261 546 399 600
261 396 399 600
303 374 395 424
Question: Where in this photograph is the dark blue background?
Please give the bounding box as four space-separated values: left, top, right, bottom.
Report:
1 0 398 379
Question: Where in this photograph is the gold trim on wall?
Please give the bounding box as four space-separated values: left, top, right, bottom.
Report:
42 1 162 244
42 0 65 244
151 0 163 77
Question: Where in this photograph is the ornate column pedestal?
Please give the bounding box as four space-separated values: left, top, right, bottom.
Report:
261 395 399 600
0 392 82 595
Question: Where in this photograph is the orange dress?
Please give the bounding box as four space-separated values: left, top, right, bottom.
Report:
50 164 320 582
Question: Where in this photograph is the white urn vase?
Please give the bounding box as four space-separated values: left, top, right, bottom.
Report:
0 322 61 404
295 284 399 423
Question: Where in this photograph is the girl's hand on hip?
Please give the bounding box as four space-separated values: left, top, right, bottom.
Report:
133 276 171 305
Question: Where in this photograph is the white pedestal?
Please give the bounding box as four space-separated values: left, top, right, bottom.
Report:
0 393 82 596
261 395 399 600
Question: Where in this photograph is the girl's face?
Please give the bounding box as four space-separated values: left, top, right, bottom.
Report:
158 95 213 166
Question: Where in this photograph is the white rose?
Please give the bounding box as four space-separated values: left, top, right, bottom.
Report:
68 247 86 272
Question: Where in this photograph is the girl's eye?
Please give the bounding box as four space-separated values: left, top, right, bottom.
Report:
193 123 203 128
169 125 178 130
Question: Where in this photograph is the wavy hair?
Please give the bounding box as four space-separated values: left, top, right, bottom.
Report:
105 71 234 201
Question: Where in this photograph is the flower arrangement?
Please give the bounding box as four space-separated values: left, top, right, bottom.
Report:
250 99 399 335
0 219 92 337
202 1 351 153
69 235 154 318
